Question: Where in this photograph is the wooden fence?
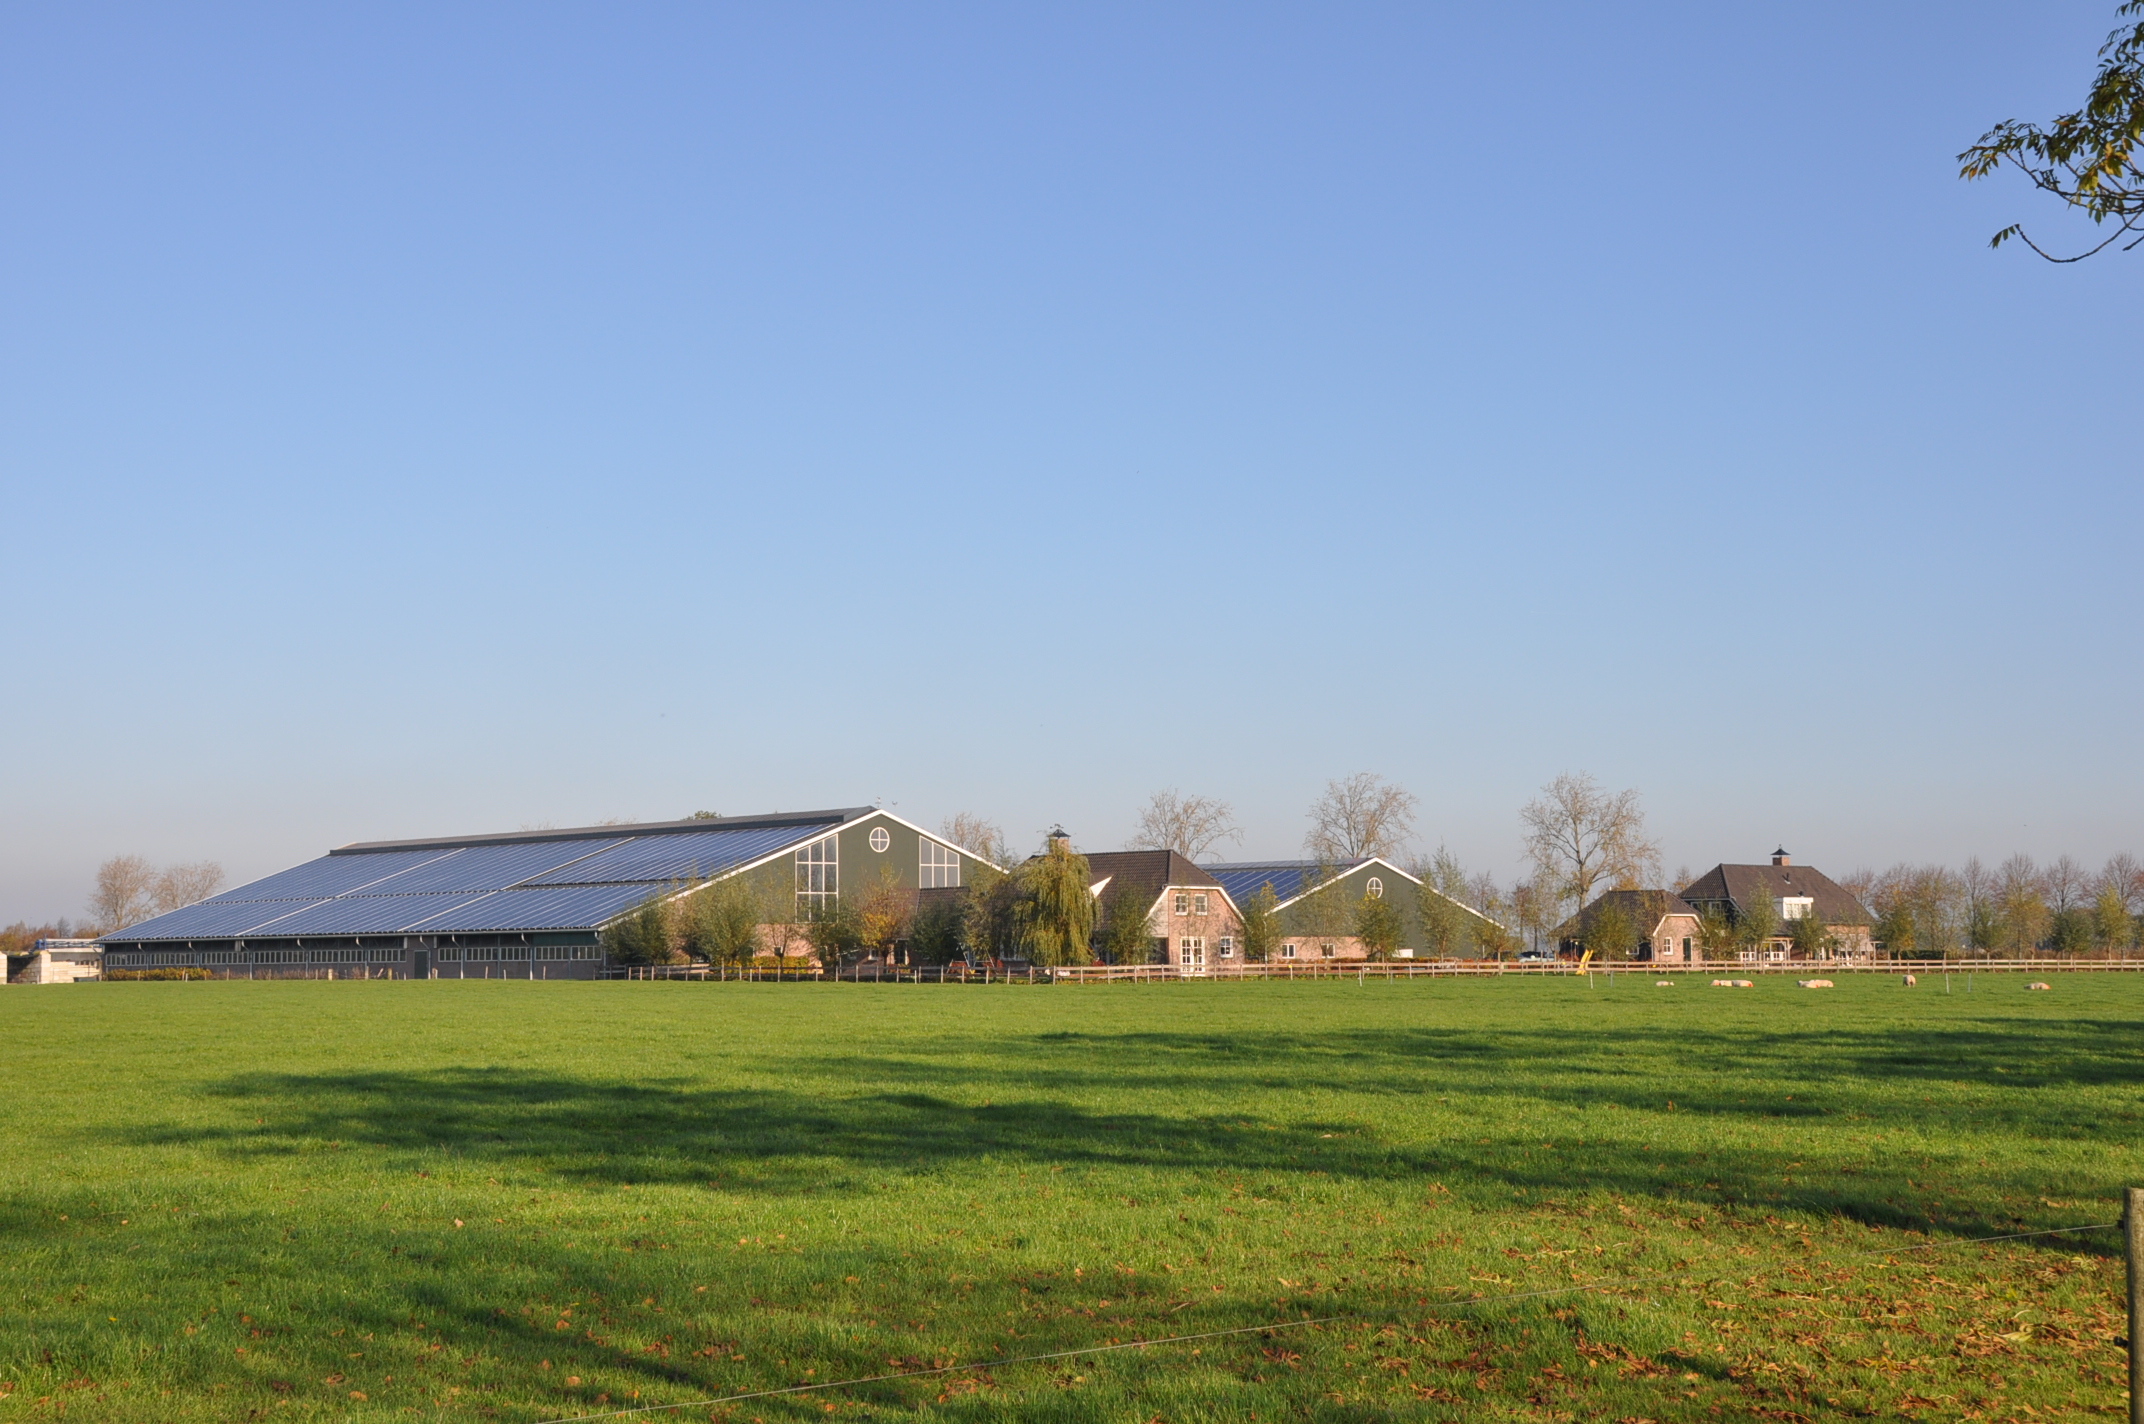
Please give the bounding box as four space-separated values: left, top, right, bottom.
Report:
1047 957 2143 983
603 957 2143 984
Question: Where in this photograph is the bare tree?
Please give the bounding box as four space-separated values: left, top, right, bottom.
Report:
1128 790 1241 862
1960 856 1999 952
1996 854 2050 953
2043 854 2090 913
153 861 225 915
88 855 161 934
1304 773 1417 862
1466 870 1501 916
1508 878 1552 954
2102 852 2143 913
940 813 1014 869
1519 772 1660 918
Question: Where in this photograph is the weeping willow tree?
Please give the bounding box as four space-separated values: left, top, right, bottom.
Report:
1023 835 1094 967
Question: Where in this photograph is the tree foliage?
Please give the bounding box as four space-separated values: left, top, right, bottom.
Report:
803 894 864 966
1023 837 1094 967
1696 906 1739 964
1788 910 1836 960
1129 790 1241 861
907 895 966 965
1857 852 2140 957
856 867 913 961
1581 899 1635 960
1960 2 2144 260
1290 860 1355 948
602 892 678 966
1354 890 1404 961
1097 886 1156 965
679 874 764 968
1736 885 1779 957
959 861 1025 962
1415 846 1479 959
1236 882 1283 963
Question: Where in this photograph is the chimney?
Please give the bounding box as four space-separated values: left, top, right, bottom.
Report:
1772 847 1791 867
1048 826 1072 853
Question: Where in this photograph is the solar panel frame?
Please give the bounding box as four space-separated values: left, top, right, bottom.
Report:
103 898 329 941
250 893 498 937
349 839 630 895
1208 864 1319 906
202 849 457 904
520 826 813 886
413 884 661 934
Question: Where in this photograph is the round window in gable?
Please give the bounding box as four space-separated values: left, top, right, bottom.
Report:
1366 876 1384 898
869 827 890 853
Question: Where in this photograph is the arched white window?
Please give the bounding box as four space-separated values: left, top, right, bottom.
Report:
1366 876 1384 898
868 827 890 853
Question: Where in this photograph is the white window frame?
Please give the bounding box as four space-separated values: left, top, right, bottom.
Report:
1174 892 1189 915
1192 892 1208 915
1218 936 1234 957
919 838 961 889
1180 936 1204 964
1366 876 1383 898
1281 942 1297 959
1321 942 1336 958
869 827 890 853
797 835 838 909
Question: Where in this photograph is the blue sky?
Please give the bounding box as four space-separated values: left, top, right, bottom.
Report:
3 1 2138 920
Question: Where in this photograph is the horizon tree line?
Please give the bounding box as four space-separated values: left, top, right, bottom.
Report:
48 782 2144 964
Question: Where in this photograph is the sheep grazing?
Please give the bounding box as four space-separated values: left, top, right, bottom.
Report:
1901 974 1917 986
2026 981 2052 991
1797 979 1835 989
1710 979 1754 988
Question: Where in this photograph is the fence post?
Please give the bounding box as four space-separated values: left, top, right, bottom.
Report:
2127 1186 2143 1424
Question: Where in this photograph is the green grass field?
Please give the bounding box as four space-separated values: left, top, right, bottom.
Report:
1 974 2137 1423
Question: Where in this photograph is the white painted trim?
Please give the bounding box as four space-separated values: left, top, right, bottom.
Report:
591 808 999 928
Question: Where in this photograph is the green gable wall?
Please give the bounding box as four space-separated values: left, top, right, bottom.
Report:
1273 861 1424 949
1269 860 1498 954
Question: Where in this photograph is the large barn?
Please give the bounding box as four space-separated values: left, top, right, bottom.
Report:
98 807 995 979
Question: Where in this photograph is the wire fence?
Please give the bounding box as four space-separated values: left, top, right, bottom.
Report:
529 1219 2125 1424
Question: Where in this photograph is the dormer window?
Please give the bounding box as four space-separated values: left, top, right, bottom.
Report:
1192 892 1208 915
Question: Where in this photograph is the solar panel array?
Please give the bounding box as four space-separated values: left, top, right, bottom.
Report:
1205 860 1363 908
106 822 840 943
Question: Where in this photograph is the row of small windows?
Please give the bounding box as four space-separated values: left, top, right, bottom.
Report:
435 944 601 962
110 947 415 968
1171 938 1338 962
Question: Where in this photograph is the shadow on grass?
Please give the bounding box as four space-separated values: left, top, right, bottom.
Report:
95 1005 2137 1250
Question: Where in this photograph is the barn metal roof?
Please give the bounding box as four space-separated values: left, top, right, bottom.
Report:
99 808 871 944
